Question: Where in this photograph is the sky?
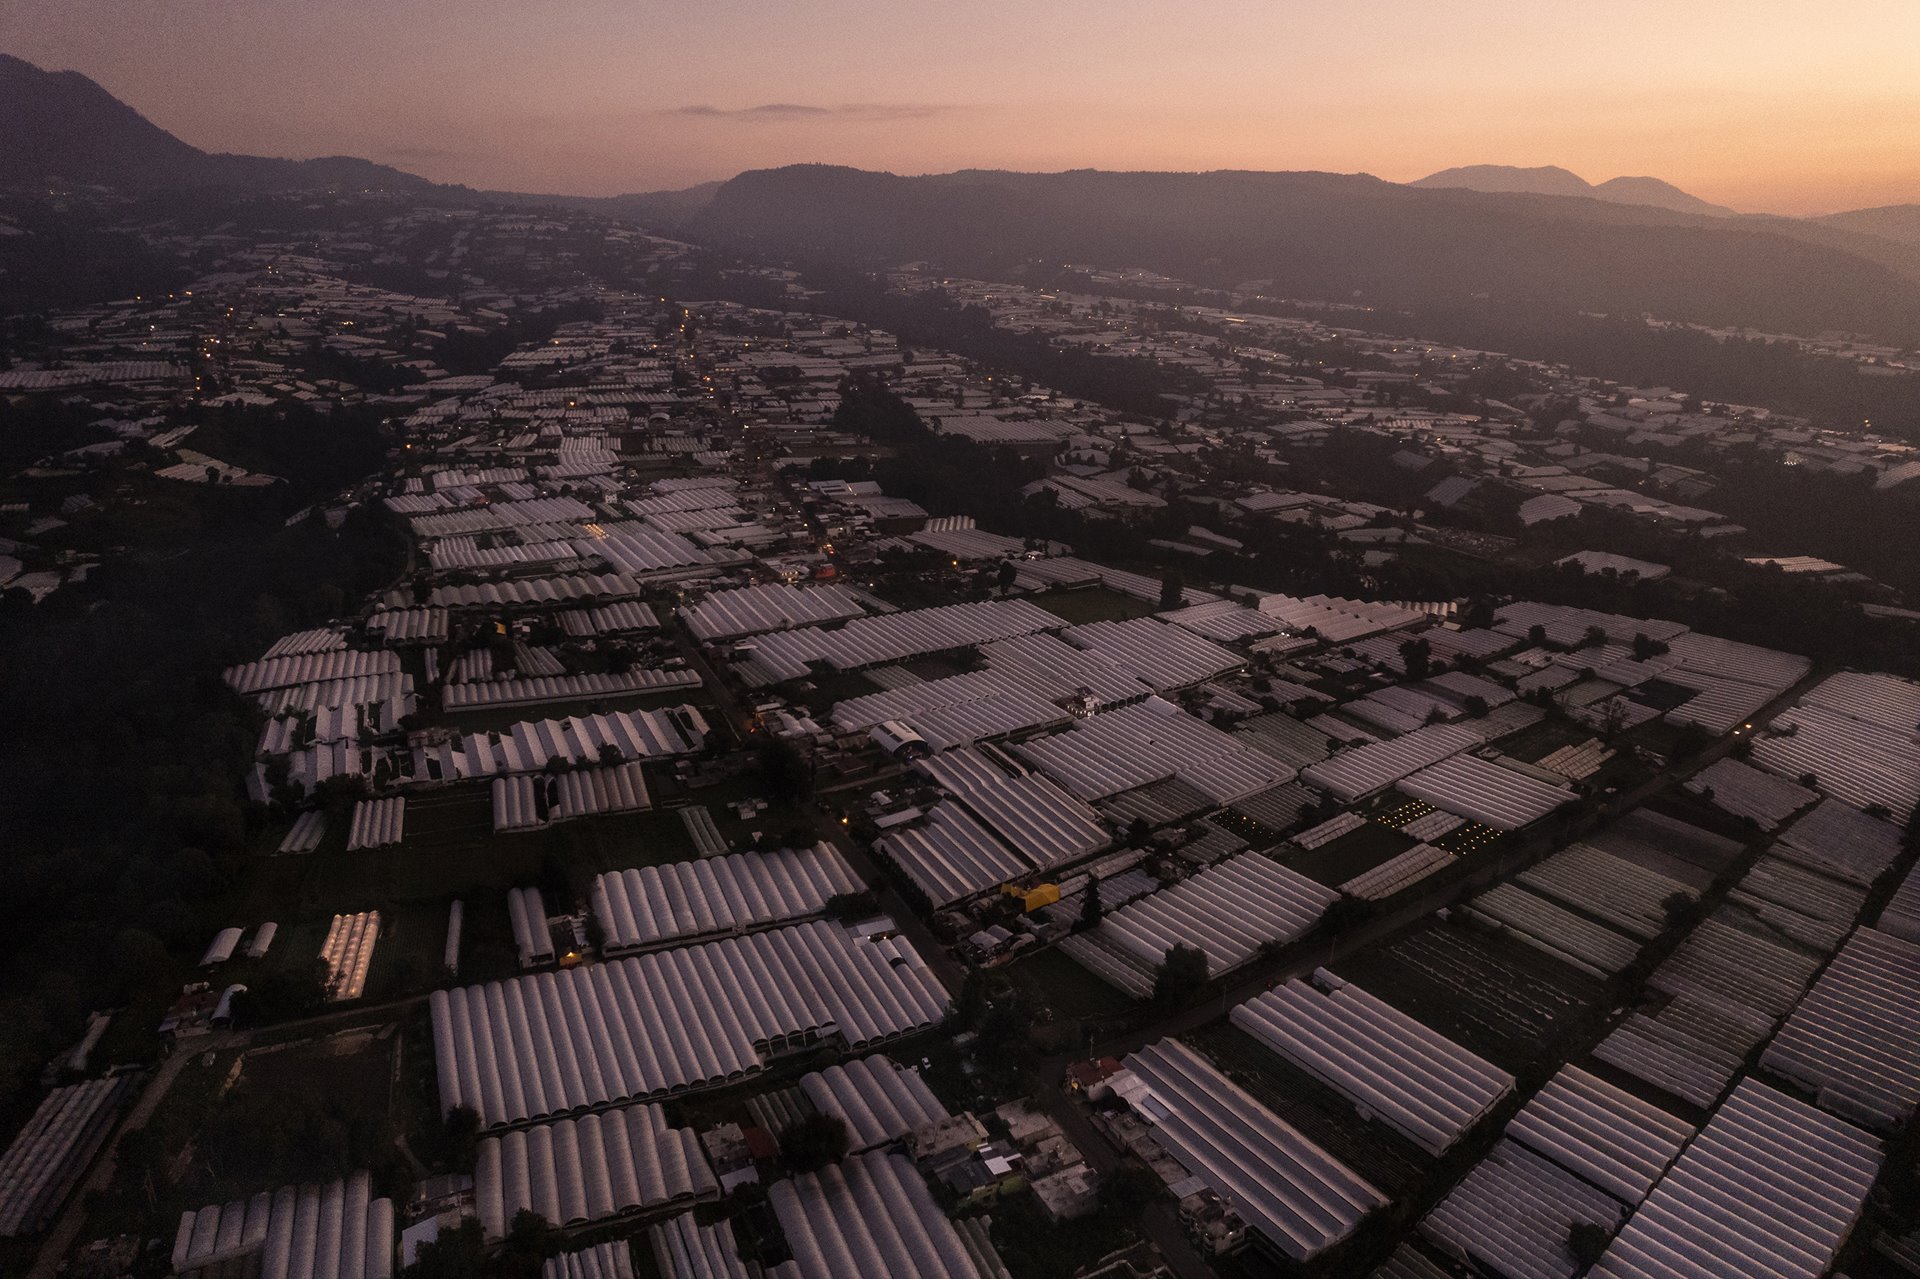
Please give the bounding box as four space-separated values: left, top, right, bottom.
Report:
5 0 1918 214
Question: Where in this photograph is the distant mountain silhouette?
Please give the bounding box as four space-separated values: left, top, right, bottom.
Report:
0 54 430 193
1591 176 1735 217
1815 204 1920 247
8 54 1920 339
1412 164 1735 217
682 165 1920 341
1412 164 1595 199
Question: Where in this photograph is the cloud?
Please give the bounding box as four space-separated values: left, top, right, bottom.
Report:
668 102 951 123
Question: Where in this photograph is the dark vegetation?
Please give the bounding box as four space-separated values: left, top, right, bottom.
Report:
0 403 402 1128
0 195 196 314
776 1112 851 1173
1152 944 1210 1006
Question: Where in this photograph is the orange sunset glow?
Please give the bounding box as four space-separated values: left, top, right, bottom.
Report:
6 0 1917 211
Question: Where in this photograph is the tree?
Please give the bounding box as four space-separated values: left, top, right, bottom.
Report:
1320 896 1374 934
1631 632 1670 660
996 560 1019 596
1078 875 1104 932
1101 1164 1162 1214
228 958 328 1027
1399 637 1432 680
1159 572 1185 611
1153 944 1208 1005
440 1105 481 1170
1659 890 1701 934
596 742 625 769
779 1113 850 1173
404 1217 490 1278
757 738 813 806
957 968 996 1028
495 1211 555 1276
1566 1220 1612 1268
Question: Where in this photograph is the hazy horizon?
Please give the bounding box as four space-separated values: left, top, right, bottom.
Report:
6 0 1919 215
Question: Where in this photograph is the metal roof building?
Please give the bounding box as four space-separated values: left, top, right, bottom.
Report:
1589 1080 1881 1279
542 1241 636 1279
1016 697 1292 804
1233 973 1515 1155
346 797 405 851
1761 926 1920 1132
443 667 701 712
0 1075 140 1237
650 1213 751 1279
172 1171 393 1279
1397 754 1575 830
1118 1038 1386 1262
916 748 1109 869
1301 723 1483 803
1098 851 1337 978
591 844 863 955
682 583 866 641
797 1053 951 1152
431 921 948 1127
768 1149 987 1279
493 760 654 833
474 1103 714 1241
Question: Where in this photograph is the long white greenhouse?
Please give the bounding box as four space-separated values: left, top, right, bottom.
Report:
431 921 949 1126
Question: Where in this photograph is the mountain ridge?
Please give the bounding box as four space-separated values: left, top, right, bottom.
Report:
1411 163 1736 216
5 55 1920 340
0 53 431 193
681 164 1920 341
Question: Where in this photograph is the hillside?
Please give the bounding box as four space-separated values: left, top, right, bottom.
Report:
0 54 429 193
688 165 1920 342
1816 204 1920 246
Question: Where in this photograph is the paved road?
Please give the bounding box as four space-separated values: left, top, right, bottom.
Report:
823 825 968 996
